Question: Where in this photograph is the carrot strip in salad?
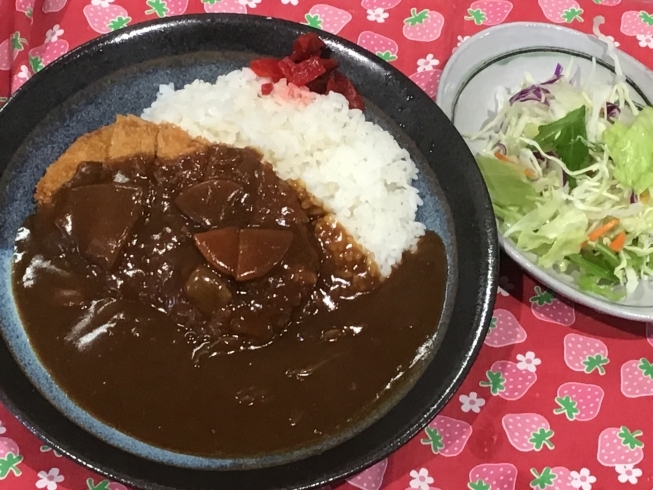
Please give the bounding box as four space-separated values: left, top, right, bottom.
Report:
494 151 512 162
588 219 619 242
609 232 626 252
493 152 536 178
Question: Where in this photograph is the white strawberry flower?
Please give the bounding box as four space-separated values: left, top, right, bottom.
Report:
281 0 298 4
90 0 113 6
0 421 5 435
615 464 642 484
452 35 470 53
417 54 439 72
637 34 653 49
17 65 30 79
459 391 486 413
45 25 64 43
35 468 64 490
409 468 434 490
605 35 620 48
367 8 389 23
516 351 541 372
569 468 596 490
239 0 260 7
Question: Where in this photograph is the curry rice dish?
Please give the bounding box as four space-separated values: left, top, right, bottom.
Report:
12 115 446 457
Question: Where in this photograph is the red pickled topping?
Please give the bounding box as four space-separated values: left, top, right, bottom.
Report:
306 75 328 94
287 57 327 87
290 33 326 62
249 58 284 82
327 71 365 111
261 83 274 96
318 57 340 73
250 34 364 110
278 56 296 80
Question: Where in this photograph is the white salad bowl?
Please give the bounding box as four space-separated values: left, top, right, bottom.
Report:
436 21 653 322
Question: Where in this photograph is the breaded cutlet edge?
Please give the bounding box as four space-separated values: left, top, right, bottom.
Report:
34 115 210 206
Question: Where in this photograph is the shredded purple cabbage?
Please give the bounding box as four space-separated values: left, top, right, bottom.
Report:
541 64 564 85
630 191 638 204
509 85 551 105
606 102 620 122
508 65 565 106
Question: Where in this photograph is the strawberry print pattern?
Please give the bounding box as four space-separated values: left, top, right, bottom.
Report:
597 426 644 467
530 286 575 325
553 382 604 421
480 360 537 400
465 1 513 26
346 459 387 490
420 415 472 457
2 1 653 490
468 463 517 490
620 357 653 397
484 309 527 347
564 333 610 375
83 0 131 34
502 413 554 452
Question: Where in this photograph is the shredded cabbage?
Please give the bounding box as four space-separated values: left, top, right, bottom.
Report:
467 16 653 301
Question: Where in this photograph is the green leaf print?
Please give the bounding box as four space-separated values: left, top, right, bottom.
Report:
29 55 44 73
639 358 653 379
561 7 583 23
529 428 555 450
479 370 505 395
618 426 644 450
108 16 132 31
87 478 111 490
583 354 609 375
420 427 444 454
530 286 554 306
304 14 322 29
376 50 397 62
145 0 169 17
0 453 23 479
468 480 491 490
465 8 487 25
530 467 556 489
553 395 579 420
10 32 27 51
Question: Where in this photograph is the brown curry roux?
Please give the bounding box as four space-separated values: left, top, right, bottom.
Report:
12 116 447 457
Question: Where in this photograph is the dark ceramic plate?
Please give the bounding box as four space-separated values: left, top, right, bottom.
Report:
0 14 497 490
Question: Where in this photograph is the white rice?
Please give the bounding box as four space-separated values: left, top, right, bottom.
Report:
142 68 424 277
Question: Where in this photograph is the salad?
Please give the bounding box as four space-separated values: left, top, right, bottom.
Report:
468 17 653 301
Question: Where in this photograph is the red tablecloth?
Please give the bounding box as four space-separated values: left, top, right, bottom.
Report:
2 0 653 489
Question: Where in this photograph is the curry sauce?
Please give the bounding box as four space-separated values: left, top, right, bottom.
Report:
12 117 447 457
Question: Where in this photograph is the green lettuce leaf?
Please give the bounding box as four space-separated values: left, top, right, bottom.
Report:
534 106 590 174
476 155 539 211
505 195 561 239
512 205 587 268
604 106 653 194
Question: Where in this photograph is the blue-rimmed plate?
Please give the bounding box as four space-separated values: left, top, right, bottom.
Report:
0 14 497 490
